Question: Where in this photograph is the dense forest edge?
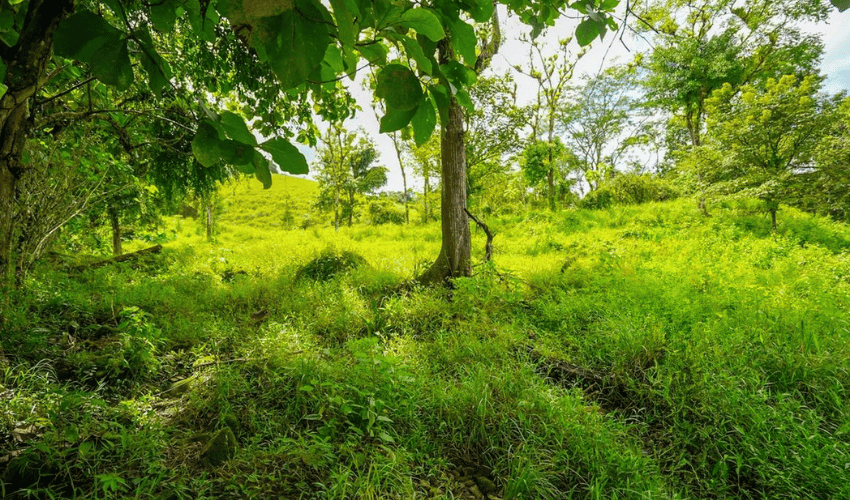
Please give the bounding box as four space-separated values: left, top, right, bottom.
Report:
2 182 849 499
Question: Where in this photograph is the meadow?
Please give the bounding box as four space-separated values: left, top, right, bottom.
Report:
2 174 849 499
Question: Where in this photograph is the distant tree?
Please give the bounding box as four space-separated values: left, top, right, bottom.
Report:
634 0 828 213
701 74 829 231
315 125 385 229
514 37 585 211
464 74 526 204
794 94 850 221
406 135 441 223
520 138 579 206
343 146 388 226
560 66 650 193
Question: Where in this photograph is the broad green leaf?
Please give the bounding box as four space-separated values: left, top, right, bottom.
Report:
455 88 473 111
400 36 432 74
243 0 296 17
0 29 17 47
252 151 273 188
192 121 223 167
411 95 436 145
430 84 450 125
54 11 122 62
575 18 600 47
323 45 345 73
220 140 256 165
465 0 494 23
569 1 589 14
831 0 850 11
398 8 444 42
262 0 331 89
376 64 423 111
379 106 417 133
220 111 258 145
137 30 172 97
440 60 476 88
150 0 178 32
90 38 134 91
0 9 14 31
600 0 620 9
358 43 388 65
329 0 356 46
450 18 476 66
260 137 309 174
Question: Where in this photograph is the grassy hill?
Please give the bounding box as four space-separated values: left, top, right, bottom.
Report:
3 198 850 499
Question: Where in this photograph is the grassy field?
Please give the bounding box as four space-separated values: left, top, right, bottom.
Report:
2 178 849 499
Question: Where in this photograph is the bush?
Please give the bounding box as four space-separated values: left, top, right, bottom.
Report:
580 173 679 209
368 199 406 225
296 248 369 281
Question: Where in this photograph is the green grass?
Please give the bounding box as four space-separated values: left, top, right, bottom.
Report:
2 192 849 499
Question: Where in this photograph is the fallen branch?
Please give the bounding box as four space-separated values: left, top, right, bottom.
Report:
464 208 494 262
79 244 163 271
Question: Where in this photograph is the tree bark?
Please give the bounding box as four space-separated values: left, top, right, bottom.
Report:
423 174 430 223
390 133 409 224
108 205 122 256
333 185 340 231
348 188 354 227
205 203 213 241
418 97 471 284
0 0 75 303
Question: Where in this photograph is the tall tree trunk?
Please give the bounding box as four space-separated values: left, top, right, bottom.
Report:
390 133 409 224
333 185 340 231
0 0 75 308
108 205 122 256
347 188 354 227
423 174 430 223
205 203 213 241
547 167 555 212
686 111 710 217
418 97 471 284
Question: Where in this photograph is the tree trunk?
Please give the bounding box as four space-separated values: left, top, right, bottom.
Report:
547 167 555 212
0 0 75 306
348 188 354 227
771 207 777 233
333 186 340 231
423 174 430 223
418 97 471 284
686 112 711 217
109 206 122 256
205 203 213 241
390 133 410 224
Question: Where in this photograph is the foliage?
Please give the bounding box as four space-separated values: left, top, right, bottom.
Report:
700 74 829 228
580 172 680 209
296 248 369 281
561 66 653 192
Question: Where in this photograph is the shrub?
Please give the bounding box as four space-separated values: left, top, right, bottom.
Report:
296 249 369 281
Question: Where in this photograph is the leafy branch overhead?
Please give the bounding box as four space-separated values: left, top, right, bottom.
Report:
42 0 622 187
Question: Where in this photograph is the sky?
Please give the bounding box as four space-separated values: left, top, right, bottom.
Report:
292 6 850 192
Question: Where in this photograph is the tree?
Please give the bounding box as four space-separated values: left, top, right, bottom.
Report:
561 66 650 193
700 74 829 231
514 37 585 211
520 138 579 205
0 0 620 298
406 134 441 223
315 125 384 230
633 0 828 213
464 74 526 204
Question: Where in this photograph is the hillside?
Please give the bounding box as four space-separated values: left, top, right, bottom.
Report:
2 199 849 499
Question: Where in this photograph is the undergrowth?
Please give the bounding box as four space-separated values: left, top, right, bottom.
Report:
1 196 848 499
